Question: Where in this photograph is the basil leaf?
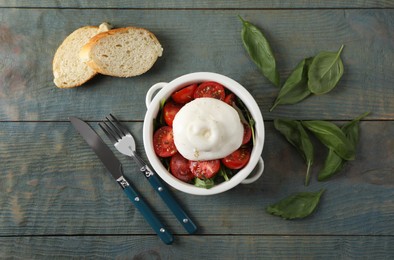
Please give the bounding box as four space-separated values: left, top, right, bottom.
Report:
274 119 314 186
219 165 231 182
235 97 256 145
318 148 346 181
239 16 280 87
266 189 325 220
302 120 355 161
308 45 344 94
341 111 370 146
194 178 215 189
318 112 370 181
270 58 313 111
153 98 167 130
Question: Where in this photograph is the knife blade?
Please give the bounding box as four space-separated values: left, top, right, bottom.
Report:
70 116 173 245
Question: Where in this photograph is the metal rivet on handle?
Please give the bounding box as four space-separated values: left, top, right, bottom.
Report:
183 219 189 223
160 228 165 233
158 187 163 192
134 197 140 202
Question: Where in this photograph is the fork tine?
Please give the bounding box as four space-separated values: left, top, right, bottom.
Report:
105 116 126 140
109 113 131 135
99 121 119 144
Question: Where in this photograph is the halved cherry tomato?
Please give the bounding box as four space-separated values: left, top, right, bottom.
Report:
153 126 177 157
193 81 225 101
170 153 194 182
189 160 220 179
163 101 182 126
242 123 252 145
221 147 251 170
224 93 236 106
171 84 197 104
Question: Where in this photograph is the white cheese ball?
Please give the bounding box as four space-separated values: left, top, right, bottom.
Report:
172 98 243 160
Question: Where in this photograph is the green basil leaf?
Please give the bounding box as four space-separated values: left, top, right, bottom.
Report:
239 16 280 87
341 111 370 146
302 120 355 161
318 112 370 181
194 178 215 189
266 189 325 220
235 97 256 146
308 45 344 94
318 148 346 181
274 119 314 186
153 98 167 130
270 58 313 111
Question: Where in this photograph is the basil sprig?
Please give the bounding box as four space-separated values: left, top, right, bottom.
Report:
302 120 356 161
274 112 369 185
274 119 314 186
308 45 344 94
266 189 325 220
318 112 370 181
239 16 280 87
270 46 345 110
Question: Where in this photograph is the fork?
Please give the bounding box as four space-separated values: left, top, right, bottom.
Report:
99 114 197 234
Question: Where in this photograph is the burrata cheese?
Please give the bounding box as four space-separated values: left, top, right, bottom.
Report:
172 98 243 160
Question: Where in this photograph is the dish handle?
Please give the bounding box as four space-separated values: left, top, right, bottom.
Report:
146 82 168 108
241 157 264 184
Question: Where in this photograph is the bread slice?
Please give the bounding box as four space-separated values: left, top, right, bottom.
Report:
80 27 163 77
53 23 111 88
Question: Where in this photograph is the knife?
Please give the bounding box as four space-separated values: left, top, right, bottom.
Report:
98 114 198 234
70 116 174 245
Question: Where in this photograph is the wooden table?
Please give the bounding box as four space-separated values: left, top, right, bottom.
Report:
1 1 393 258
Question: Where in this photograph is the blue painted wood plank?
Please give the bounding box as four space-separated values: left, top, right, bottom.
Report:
0 0 393 8
0 9 392 121
0 235 393 259
0 121 392 235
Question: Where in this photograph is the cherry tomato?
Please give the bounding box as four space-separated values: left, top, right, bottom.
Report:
224 93 236 106
163 101 182 126
193 81 225 101
242 123 252 145
171 84 197 104
170 153 194 182
221 147 251 170
189 160 220 179
153 126 177 157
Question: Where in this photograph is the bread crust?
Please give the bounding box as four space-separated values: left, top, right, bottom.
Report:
79 27 163 77
53 23 111 88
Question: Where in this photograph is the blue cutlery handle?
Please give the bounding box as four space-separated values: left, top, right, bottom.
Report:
117 176 174 245
147 173 198 234
131 152 197 234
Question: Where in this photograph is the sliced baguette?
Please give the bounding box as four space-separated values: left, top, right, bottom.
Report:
53 23 111 88
80 27 163 77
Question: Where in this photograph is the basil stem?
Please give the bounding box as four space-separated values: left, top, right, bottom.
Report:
308 45 345 94
318 112 370 181
239 16 280 87
274 119 314 186
270 58 313 111
266 189 325 220
302 120 355 161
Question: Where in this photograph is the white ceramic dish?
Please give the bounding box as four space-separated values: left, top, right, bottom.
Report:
143 72 265 195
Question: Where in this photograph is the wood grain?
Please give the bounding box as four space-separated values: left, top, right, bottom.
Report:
0 1 393 258
1 0 393 8
0 122 392 236
0 235 393 259
0 9 393 121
